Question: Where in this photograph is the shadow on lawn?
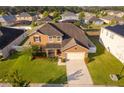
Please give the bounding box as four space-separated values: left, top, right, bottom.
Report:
41 74 67 87
88 36 105 63
8 52 22 60
47 74 67 84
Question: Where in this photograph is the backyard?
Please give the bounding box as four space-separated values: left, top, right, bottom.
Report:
0 49 67 84
87 36 124 86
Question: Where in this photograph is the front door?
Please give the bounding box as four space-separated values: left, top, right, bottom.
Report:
48 50 55 57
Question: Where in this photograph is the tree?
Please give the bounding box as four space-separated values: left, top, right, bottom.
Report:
122 15 124 19
5 70 30 87
52 16 61 23
52 11 60 18
79 11 85 20
110 19 117 25
42 11 49 18
31 21 37 28
73 21 81 27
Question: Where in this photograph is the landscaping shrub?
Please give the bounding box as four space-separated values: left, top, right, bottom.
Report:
61 58 66 62
31 45 39 52
48 57 58 62
32 52 46 57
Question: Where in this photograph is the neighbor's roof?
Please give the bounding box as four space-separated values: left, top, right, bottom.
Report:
61 11 77 17
0 15 16 22
101 15 124 22
105 25 124 37
37 23 63 36
106 10 123 14
0 27 25 49
89 17 103 22
18 12 31 17
84 15 96 21
41 16 53 22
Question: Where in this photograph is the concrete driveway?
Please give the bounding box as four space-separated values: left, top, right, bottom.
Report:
66 59 93 87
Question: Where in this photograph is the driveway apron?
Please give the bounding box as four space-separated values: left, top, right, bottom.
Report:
66 59 93 87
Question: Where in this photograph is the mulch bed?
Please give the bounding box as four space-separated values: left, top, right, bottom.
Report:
31 56 47 60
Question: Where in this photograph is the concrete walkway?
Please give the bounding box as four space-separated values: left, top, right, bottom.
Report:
66 59 93 87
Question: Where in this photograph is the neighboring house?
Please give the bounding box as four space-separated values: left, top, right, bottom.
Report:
106 10 124 17
29 23 96 60
100 15 124 24
89 17 104 25
59 11 79 22
0 27 27 58
40 16 53 23
99 25 124 63
84 16 95 24
0 15 16 26
16 12 34 24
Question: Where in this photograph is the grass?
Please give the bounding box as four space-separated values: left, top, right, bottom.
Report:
87 36 124 86
0 49 67 84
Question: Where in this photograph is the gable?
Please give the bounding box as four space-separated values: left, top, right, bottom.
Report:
63 44 88 53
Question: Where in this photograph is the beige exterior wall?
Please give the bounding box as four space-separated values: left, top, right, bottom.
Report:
29 32 62 46
29 32 49 46
16 16 33 21
100 27 124 63
61 45 88 59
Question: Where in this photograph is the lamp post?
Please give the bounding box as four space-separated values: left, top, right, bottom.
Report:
110 63 124 81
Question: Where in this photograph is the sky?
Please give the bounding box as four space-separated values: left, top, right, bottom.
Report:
0 0 124 6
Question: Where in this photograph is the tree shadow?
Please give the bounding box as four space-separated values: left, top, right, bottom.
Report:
67 69 84 81
41 69 84 87
41 74 67 87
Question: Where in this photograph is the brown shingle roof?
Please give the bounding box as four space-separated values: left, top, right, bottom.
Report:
61 11 77 17
45 43 61 49
41 16 53 22
37 23 63 36
62 38 77 51
53 23 90 48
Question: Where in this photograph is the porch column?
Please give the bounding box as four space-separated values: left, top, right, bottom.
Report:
46 49 48 57
54 49 57 56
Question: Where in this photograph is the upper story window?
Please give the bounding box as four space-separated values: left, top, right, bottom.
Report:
49 36 53 42
34 36 41 42
57 36 61 41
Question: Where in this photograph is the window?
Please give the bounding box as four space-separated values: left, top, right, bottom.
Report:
49 36 53 42
101 30 103 33
106 31 108 36
34 36 41 42
57 36 61 41
110 34 114 39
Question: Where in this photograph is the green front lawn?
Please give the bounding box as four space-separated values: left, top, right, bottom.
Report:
0 50 67 84
87 36 124 86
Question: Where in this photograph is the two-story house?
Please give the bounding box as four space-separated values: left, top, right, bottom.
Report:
16 12 37 25
106 10 124 17
39 15 53 24
99 25 124 63
59 11 79 23
29 23 96 61
100 15 124 24
0 27 27 58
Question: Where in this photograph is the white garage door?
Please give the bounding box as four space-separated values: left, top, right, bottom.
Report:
66 52 84 60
